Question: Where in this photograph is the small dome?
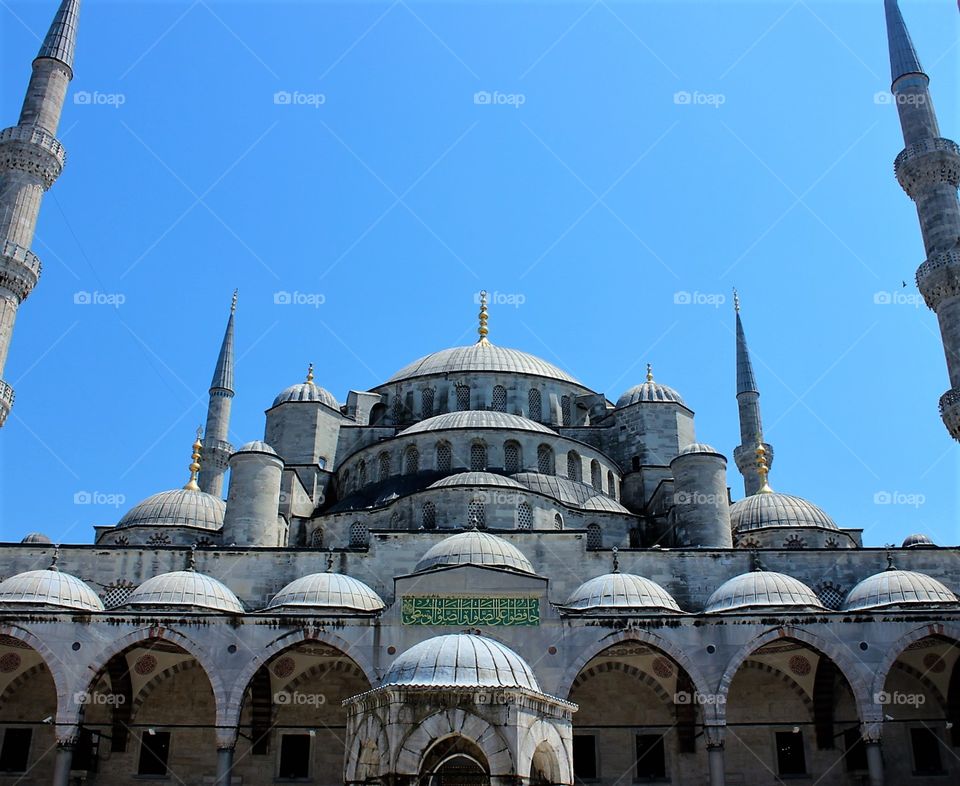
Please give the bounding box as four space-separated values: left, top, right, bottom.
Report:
512 473 596 507
617 373 685 408
234 440 279 457
0 568 104 612
730 492 837 533
582 495 631 514
416 531 534 574
385 343 582 386
676 443 722 458
843 569 957 612
704 570 824 613
126 571 244 613
118 488 225 531
273 380 339 409
400 411 555 437
902 533 936 548
429 472 528 490
565 573 681 612
20 532 52 544
382 634 541 691
266 573 385 613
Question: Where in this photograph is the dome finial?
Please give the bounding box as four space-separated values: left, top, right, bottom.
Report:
477 291 490 345
733 288 741 313
750 548 765 572
183 428 203 491
326 549 335 573
612 546 620 574
49 544 61 572
231 288 238 314
755 439 774 494
886 551 896 571
187 544 197 572
646 363 654 383
306 363 315 385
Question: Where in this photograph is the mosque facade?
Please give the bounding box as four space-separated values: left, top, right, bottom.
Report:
0 2 959 786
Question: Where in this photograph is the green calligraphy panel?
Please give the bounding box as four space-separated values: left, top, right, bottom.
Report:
401 596 540 626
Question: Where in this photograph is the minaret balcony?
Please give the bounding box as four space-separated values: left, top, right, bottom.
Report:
0 125 65 189
895 137 960 198
0 380 13 427
938 388 960 441
0 240 41 302
916 249 960 311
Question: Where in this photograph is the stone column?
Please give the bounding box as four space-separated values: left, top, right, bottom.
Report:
705 723 726 786
862 720 884 786
52 739 75 786
215 746 234 785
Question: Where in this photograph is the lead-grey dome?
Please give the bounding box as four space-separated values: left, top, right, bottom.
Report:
400 411 556 437
676 443 722 457
234 440 279 457
416 531 534 574
126 570 244 613
0 568 104 612
902 533 936 548
582 495 631 513
118 488 225 531
565 573 681 613
617 380 685 407
386 343 581 386
273 380 339 409
730 492 837 532
843 569 957 612
266 573 385 613
429 472 528 490
382 634 541 691
704 571 824 613
20 532 52 544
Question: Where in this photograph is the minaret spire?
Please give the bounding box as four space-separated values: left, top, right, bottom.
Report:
0 0 81 427
731 291 773 496
198 291 236 496
884 2 960 440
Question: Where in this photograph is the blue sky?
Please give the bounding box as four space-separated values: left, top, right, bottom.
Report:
0 0 958 547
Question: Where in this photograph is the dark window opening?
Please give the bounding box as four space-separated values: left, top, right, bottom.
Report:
137 731 171 777
572 735 597 781
911 727 943 774
73 728 100 773
278 733 311 780
775 731 806 776
631 456 640 471
0 728 31 773
843 728 867 772
635 734 667 781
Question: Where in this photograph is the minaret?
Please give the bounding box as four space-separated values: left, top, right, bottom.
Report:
885 1 960 439
732 291 773 496
198 291 236 497
0 0 80 427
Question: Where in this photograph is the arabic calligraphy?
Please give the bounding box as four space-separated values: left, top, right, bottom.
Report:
401 596 540 626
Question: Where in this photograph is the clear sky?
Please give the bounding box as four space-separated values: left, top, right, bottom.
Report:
0 0 958 548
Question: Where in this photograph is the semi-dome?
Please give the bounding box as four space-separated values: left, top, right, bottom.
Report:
273 365 339 409
382 633 541 691
902 533 936 548
582 495 631 514
843 568 957 612
20 532 52 544
415 531 534 574
617 366 685 408
730 492 837 533
234 440 279 456
266 572 385 613
125 570 244 613
400 411 556 437
564 573 681 612
117 488 225 531
704 570 824 613
385 342 581 386
0 568 104 612
429 472 528 490
676 443 722 457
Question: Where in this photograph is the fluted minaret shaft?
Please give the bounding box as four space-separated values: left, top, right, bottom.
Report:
198 293 236 497
732 299 773 496
885 1 960 440
0 0 80 427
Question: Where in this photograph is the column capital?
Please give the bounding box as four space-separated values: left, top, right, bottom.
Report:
704 722 726 749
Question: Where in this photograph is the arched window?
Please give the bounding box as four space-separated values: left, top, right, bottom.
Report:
358 460 367 487
391 395 404 423
309 528 323 548
422 502 437 530
350 521 368 548
554 513 563 530
586 523 602 549
537 444 555 475
561 395 572 426
517 502 533 530
456 385 471 411
492 385 507 412
528 388 542 421
404 445 419 474
404 391 414 420
591 460 602 491
504 441 521 474
421 388 435 418
436 442 452 472
567 451 582 482
378 452 391 482
468 499 485 529
607 470 616 499
470 442 487 472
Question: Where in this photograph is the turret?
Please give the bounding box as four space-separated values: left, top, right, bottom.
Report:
198 291 236 496
222 441 285 547
884 1 960 439
0 0 80 426
670 444 732 548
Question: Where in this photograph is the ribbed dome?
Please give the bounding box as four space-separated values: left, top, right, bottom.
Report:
386 343 581 386
400 411 555 436
382 634 541 691
0 568 104 612
20 532 52 544
704 571 824 613
416 531 534 574
617 380 685 408
266 573 385 613
902 533 936 548
565 573 681 612
118 489 225 531
429 472 528 490
126 571 244 613
676 443 722 457
582 495 631 513
273 380 339 409
843 569 957 612
234 440 279 456
730 492 837 532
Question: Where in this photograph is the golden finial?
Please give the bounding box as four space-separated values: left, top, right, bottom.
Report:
306 363 315 385
477 291 490 345
231 289 238 314
646 363 654 383
183 428 203 491
733 288 740 313
755 439 773 494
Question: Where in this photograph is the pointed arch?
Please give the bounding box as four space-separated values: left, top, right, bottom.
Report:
394 708 512 775
0 625 72 723
519 720 572 786
346 713 390 783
